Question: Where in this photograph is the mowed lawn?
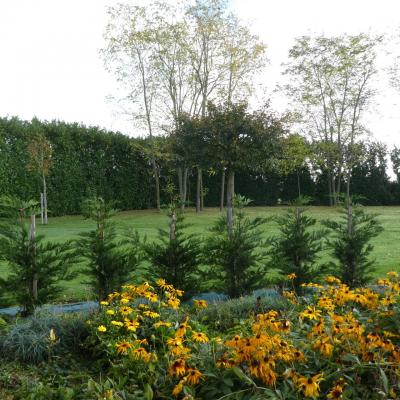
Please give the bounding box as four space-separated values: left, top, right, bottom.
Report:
1 206 400 302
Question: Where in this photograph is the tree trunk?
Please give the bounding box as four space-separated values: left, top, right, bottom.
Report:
200 170 204 211
226 170 235 235
40 193 44 224
178 167 183 208
169 210 177 241
331 173 337 206
220 169 225 211
327 170 333 206
30 214 38 302
346 169 351 201
196 167 201 213
149 158 160 211
178 167 188 211
43 175 48 224
183 168 188 209
347 201 353 236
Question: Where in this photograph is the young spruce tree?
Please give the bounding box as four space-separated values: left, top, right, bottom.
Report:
322 200 383 287
144 193 201 297
205 195 267 298
76 197 141 301
0 196 77 315
266 198 326 293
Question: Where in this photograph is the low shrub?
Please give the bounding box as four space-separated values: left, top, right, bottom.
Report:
0 311 90 364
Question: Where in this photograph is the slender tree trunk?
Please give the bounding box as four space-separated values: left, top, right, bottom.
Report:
226 170 235 235
196 167 201 213
220 169 225 211
331 173 337 206
152 159 161 211
183 167 188 209
178 167 183 208
327 170 333 206
346 170 351 200
169 210 177 241
200 171 204 211
43 174 48 224
178 167 188 211
30 214 38 302
40 193 44 224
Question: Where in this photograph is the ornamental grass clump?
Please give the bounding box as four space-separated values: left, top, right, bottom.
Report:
86 272 400 399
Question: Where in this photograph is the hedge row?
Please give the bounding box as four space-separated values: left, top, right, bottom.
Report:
0 117 399 215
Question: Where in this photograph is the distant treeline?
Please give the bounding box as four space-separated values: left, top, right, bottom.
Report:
0 117 399 215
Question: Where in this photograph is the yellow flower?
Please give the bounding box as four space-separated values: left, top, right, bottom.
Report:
176 317 189 337
124 318 140 332
153 321 172 329
116 341 133 355
185 369 203 385
100 301 109 306
120 298 130 305
297 374 323 398
172 379 185 397
327 379 346 399
143 311 160 318
325 276 341 285
106 309 115 315
157 279 174 291
111 320 123 327
168 297 180 309
287 273 297 280
167 337 184 347
300 306 322 321
168 358 186 377
49 329 57 342
313 336 334 357
193 299 208 308
119 306 134 315
174 289 184 297
191 331 209 343
144 292 158 303
97 325 107 333
132 347 151 362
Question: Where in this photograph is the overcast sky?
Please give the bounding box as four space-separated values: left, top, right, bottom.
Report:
1 0 400 148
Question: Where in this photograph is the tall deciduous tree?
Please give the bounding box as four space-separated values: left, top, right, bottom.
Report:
103 3 161 210
283 34 381 205
103 0 266 212
26 132 53 224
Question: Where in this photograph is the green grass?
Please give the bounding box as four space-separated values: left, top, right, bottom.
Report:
1 206 399 302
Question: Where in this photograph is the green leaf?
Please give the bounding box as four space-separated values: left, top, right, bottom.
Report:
379 368 389 394
144 383 154 400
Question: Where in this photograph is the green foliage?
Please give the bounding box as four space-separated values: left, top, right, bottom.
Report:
204 196 267 297
76 197 142 301
0 196 77 314
266 200 327 292
196 293 288 332
322 202 384 287
144 204 202 297
204 102 284 174
0 311 89 364
0 117 155 215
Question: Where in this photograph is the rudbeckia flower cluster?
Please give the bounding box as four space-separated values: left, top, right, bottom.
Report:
88 272 400 399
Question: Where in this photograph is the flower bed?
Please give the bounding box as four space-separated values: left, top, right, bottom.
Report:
85 273 400 399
